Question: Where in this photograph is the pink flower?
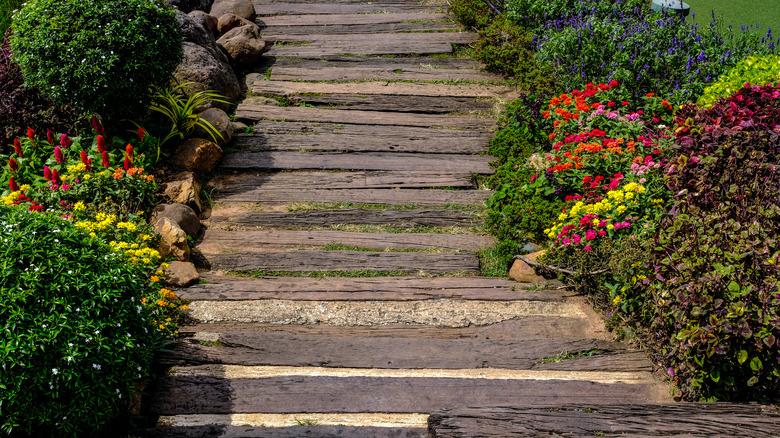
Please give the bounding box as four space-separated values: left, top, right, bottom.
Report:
51 168 61 185
562 238 572 246
691 156 700 163
44 165 52 181
585 230 597 241
598 230 607 236
60 134 72 149
54 146 64 164
571 234 581 244
91 115 105 135
583 245 592 252
530 174 538 183
61 184 70 190
47 129 55 145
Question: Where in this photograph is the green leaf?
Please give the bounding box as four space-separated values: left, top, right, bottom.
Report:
750 357 763 372
737 350 748 364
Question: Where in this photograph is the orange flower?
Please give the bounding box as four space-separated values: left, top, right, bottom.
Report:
113 168 124 179
661 100 669 105
572 113 580 120
575 162 583 169
150 275 159 282
542 111 550 118
181 305 189 310
549 133 557 140
553 120 562 128
646 93 655 97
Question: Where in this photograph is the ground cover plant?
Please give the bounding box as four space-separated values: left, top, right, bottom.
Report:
455 0 780 401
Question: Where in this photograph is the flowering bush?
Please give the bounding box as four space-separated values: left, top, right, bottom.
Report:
649 83 780 400
0 205 180 435
10 0 182 121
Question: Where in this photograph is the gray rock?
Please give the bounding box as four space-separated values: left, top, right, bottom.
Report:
150 203 201 237
231 121 249 133
194 107 234 146
210 0 256 21
164 261 200 287
161 171 204 213
173 42 241 110
243 96 281 106
176 10 229 65
171 137 224 174
244 72 264 89
167 0 215 13
188 10 219 40
217 24 266 68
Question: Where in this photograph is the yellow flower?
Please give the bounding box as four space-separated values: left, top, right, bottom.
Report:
161 263 169 269
166 317 172 322
89 232 97 238
159 324 165 330
613 295 621 305
181 305 189 310
73 201 86 211
84 174 92 180
19 184 29 192
607 224 615 230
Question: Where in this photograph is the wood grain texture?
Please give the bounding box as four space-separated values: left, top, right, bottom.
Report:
161 334 643 372
266 42 453 57
253 3 435 16
234 132 488 153
264 33 477 44
234 105 494 129
150 376 668 415
198 229 495 252
176 276 561 302
207 171 475 192
263 93 496 113
206 208 484 228
258 13 451 27
195 250 480 272
428 404 780 437
250 81 516 99
208 187 491 206
136 425 426 438
262 22 459 35
218 152 493 174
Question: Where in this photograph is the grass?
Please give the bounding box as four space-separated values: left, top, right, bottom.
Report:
478 246 510 277
684 0 780 35
311 223 486 234
539 350 598 364
319 242 457 253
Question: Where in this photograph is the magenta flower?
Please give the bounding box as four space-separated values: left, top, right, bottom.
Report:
60 134 72 149
54 146 64 164
44 165 52 181
583 245 592 252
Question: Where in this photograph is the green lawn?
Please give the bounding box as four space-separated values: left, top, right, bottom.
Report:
684 0 780 35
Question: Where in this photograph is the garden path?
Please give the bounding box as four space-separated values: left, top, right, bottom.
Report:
138 0 675 435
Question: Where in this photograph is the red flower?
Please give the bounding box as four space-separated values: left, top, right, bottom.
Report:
44 165 52 181
51 168 61 185
27 127 35 140
125 144 134 160
8 158 18 173
47 129 55 145
646 93 655 98
622 101 630 106
101 151 110 168
9 176 19 191
123 156 131 171
607 101 615 107
91 115 105 135
60 134 72 149
138 127 145 141
608 80 619 88
54 146 64 164
97 135 106 153
13 139 22 157
80 150 91 170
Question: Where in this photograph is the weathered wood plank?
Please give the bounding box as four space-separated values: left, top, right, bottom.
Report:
234 105 494 129
254 0 432 4
428 404 780 437
261 57 486 71
179 276 550 302
177 317 592 340
258 13 451 27
266 93 496 113
264 33 477 45
262 22 460 35
209 187 491 206
219 152 493 174
161 333 643 372
250 81 517 99
254 3 439 16
196 250 480 272
198 229 494 252
207 172 475 192
150 376 668 415
269 68 500 83
266 41 453 57
136 425 426 438
206 208 483 228
234 132 488 153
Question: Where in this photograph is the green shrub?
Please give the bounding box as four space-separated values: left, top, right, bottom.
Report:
474 17 555 90
0 205 166 436
0 0 22 36
697 55 780 107
10 0 183 121
448 0 496 30
651 84 780 400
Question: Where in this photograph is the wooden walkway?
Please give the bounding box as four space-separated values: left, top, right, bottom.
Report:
131 0 780 436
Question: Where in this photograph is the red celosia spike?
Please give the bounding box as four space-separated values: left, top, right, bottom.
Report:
13 139 23 158
9 158 18 173
9 176 18 192
97 135 106 153
101 151 110 168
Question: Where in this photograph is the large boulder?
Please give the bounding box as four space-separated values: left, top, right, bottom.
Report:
154 218 190 262
173 42 241 110
188 10 219 40
171 137 224 174
216 25 266 68
166 0 215 13
210 0 256 21
176 11 229 66
149 203 201 237
164 261 200 287
194 107 234 146
161 171 204 213
217 13 255 35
